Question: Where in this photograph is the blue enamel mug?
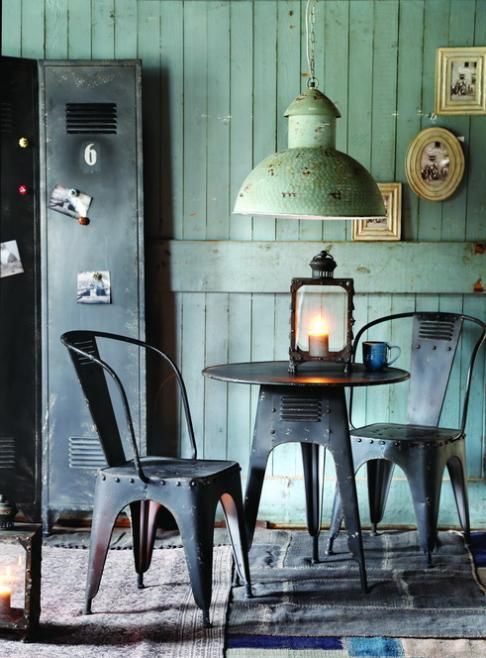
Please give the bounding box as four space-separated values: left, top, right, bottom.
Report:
362 341 401 371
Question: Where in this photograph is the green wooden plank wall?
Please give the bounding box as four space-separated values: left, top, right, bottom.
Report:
2 0 485 526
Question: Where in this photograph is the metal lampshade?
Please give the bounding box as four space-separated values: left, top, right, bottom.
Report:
234 87 386 221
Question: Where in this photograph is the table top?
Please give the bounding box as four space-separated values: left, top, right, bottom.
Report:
203 361 409 387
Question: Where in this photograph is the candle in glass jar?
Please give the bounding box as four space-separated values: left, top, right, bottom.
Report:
308 317 329 357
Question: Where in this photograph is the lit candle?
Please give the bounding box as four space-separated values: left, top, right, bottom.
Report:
0 585 12 619
308 317 329 357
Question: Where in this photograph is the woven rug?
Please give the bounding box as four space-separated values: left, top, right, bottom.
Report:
0 544 233 657
227 529 486 655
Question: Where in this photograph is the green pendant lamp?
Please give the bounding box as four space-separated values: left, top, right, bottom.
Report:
233 1 385 222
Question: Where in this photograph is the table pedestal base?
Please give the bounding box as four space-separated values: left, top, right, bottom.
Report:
244 385 367 593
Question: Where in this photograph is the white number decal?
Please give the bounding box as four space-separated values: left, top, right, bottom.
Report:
84 143 97 166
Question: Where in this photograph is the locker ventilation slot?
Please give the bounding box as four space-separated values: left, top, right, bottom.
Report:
69 437 106 469
280 397 322 422
418 319 456 342
0 102 14 133
65 103 117 134
0 437 16 469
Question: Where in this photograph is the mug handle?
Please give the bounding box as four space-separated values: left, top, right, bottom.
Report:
387 344 401 366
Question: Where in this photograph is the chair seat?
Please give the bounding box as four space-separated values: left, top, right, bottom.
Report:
103 456 239 480
351 423 462 444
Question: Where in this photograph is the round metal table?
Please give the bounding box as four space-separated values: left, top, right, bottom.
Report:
203 361 409 592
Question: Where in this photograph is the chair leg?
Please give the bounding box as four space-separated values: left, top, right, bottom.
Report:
367 460 395 534
178 501 217 628
402 456 445 564
220 489 252 598
301 443 325 563
447 452 470 543
85 482 123 614
130 500 161 588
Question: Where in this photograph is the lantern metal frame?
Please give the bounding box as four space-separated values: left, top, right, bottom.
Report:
288 252 355 374
0 524 41 641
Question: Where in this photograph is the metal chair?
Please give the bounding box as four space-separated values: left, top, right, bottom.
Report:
326 312 485 563
61 330 252 627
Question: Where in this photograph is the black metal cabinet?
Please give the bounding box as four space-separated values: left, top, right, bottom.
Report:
0 56 41 521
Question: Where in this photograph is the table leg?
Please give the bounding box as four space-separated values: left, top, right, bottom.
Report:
327 387 368 593
301 442 324 563
244 387 272 547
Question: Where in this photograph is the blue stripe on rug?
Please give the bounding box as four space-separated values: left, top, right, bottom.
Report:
227 635 344 650
470 532 486 567
346 637 405 657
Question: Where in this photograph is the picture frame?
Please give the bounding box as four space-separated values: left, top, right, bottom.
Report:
405 127 465 202
435 47 486 115
352 183 401 241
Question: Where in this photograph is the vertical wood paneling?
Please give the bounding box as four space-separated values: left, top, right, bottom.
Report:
275 0 301 241
229 0 253 241
441 0 476 241
21 0 45 57
180 293 206 457
321 1 349 242
160 1 184 240
114 0 137 59
207 2 230 240
252 0 278 241
395 0 424 241
388 294 416 423
227 294 252 469
182 1 208 240
2 0 22 55
418 0 450 241
138 1 162 240
67 0 91 59
45 0 68 58
92 0 115 59
371 0 399 181
204 293 229 458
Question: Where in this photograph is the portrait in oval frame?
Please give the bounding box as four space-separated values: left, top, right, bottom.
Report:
405 127 465 201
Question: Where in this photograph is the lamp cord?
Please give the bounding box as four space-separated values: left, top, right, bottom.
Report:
305 0 318 89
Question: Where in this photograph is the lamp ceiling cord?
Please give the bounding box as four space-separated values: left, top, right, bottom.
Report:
305 0 318 89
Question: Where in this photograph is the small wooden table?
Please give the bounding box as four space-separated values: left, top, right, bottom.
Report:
203 361 409 592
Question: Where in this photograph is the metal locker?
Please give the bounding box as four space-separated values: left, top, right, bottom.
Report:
37 60 145 527
0 56 41 521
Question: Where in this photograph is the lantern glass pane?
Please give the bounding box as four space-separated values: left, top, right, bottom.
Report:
295 285 348 352
0 542 26 623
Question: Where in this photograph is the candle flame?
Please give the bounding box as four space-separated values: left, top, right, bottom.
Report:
0 585 11 595
308 316 328 336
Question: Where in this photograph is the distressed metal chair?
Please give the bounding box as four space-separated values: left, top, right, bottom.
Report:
326 312 485 563
61 330 252 627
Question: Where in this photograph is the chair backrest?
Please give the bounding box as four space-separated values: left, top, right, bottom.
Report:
60 330 197 480
350 312 485 430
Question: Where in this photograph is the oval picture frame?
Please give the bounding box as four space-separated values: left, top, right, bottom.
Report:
405 127 465 201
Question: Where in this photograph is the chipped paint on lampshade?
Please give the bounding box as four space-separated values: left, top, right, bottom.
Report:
233 87 386 220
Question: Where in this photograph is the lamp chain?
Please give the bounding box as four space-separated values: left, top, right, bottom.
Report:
305 0 318 89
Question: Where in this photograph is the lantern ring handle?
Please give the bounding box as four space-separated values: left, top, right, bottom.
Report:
307 76 319 89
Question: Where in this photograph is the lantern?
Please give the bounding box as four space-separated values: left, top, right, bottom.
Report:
0 524 41 640
289 251 355 373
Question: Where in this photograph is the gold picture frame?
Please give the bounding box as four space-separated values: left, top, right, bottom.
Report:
352 183 401 241
435 47 486 115
405 127 465 202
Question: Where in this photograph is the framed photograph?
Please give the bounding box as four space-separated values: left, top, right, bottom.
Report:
352 183 401 241
405 127 465 202
435 47 486 115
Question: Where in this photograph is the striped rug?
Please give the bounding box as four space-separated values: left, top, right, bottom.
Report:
226 530 486 658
